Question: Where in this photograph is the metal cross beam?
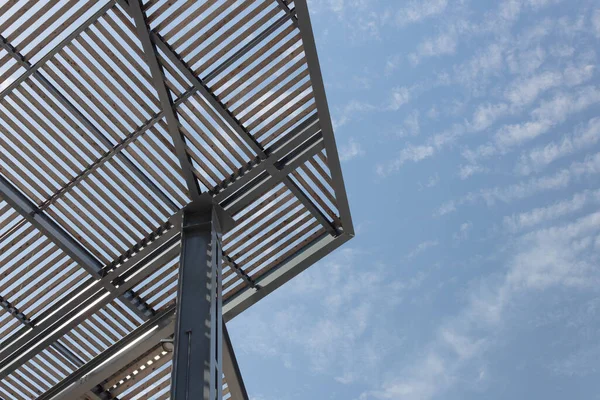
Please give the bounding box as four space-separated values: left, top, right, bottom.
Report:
37 86 198 213
274 0 299 27
0 34 178 214
214 113 320 203
148 32 338 236
0 295 85 371
294 0 355 236
21 237 351 398
39 305 177 400
0 229 180 380
0 116 327 370
0 174 154 322
118 0 338 236
223 232 351 321
0 1 116 99
151 31 265 158
128 0 202 202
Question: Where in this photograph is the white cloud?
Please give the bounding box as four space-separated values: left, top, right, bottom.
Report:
389 86 411 110
466 85 600 161
456 66 577 137
531 85 600 122
507 212 600 290
339 138 365 161
506 46 546 76
384 63 595 174
503 189 600 232
409 33 458 65
333 100 376 129
504 71 562 107
365 210 600 400
453 222 473 241
458 164 487 180
419 173 440 190
469 103 509 132
454 43 505 87
399 110 421 137
377 144 435 176
395 0 448 27
231 248 408 385
516 117 600 175
385 54 402 76
437 151 600 214
495 120 553 149
563 64 595 86
407 240 439 258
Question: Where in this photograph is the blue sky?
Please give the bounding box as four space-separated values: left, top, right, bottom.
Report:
228 1 600 399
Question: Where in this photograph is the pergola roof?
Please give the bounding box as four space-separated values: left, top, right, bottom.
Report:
0 1 353 399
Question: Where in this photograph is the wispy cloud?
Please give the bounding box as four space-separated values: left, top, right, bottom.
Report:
503 189 600 232
515 117 600 175
437 151 600 215
232 248 408 385
409 32 458 65
395 0 448 27
339 138 365 161
389 86 412 110
407 240 439 258
458 164 487 180
364 210 600 400
378 63 596 177
464 84 600 162
400 110 421 137
453 222 473 241
377 144 435 176
333 100 377 129
419 173 440 190
384 54 403 76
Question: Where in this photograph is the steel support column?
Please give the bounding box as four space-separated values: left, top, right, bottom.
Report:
171 200 224 400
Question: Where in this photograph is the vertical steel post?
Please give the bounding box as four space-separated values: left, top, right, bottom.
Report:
171 202 223 400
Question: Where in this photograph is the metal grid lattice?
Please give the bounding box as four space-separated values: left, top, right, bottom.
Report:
0 1 353 398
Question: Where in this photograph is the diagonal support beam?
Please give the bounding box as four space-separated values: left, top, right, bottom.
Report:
38 237 351 399
0 174 104 276
147 33 338 236
214 113 320 203
127 0 202 202
151 31 265 158
37 86 198 213
223 323 250 400
120 0 337 235
274 0 299 27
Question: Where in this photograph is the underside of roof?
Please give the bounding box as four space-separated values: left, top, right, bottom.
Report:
0 1 353 398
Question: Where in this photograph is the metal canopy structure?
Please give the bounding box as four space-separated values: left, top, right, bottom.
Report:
0 0 353 399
